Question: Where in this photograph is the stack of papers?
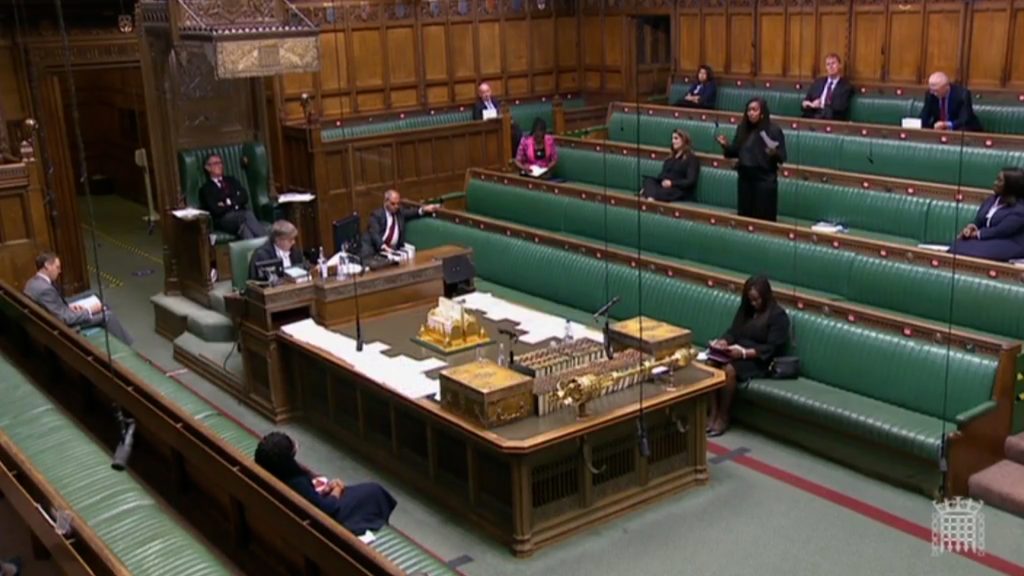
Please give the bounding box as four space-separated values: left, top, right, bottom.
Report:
528 165 549 178
811 222 846 234
171 207 208 220
282 319 445 399
277 192 316 204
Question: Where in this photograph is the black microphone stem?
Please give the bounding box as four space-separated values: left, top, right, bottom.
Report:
350 253 364 352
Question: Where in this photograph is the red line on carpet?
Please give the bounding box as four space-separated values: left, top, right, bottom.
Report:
707 441 1024 576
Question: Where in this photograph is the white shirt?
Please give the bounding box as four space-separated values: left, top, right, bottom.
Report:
274 245 292 268
984 198 1004 228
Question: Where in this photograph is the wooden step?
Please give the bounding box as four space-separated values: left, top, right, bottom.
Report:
968 459 1024 519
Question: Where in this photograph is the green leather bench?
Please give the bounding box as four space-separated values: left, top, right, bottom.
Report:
178 142 274 244
0 351 233 574
406 216 1000 493
509 97 587 130
551 146 977 245
605 111 1024 189
462 178 1024 343
75 326 456 575
668 83 1024 134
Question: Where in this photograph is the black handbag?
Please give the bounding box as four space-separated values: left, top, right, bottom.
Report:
769 356 800 379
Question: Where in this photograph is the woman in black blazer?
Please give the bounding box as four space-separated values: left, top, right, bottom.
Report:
678 65 717 109
716 97 787 221
951 168 1024 261
707 276 791 436
641 129 700 202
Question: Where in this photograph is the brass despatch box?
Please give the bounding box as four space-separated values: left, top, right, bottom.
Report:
440 360 534 428
609 316 692 359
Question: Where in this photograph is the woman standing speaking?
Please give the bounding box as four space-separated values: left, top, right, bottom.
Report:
716 98 786 221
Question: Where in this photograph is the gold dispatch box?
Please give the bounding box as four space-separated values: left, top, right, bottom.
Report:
440 360 535 429
609 316 693 359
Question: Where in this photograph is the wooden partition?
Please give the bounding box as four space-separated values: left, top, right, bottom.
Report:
277 0 582 123
0 153 51 288
281 116 507 248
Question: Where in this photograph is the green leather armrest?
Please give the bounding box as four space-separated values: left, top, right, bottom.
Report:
954 400 998 426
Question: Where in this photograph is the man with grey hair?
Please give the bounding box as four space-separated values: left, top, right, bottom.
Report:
248 219 306 280
472 82 522 155
366 189 439 255
919 71 982 132
24 252 133 344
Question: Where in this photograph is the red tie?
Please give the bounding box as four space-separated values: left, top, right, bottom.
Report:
940 97 948 123
383 216 397 247
824 81 834 106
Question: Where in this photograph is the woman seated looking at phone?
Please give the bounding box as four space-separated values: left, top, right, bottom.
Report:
706 276 790 437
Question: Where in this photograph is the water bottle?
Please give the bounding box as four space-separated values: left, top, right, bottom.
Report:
335 251 346 281
317 246 327 279
563 319 574 344
497 342 507 367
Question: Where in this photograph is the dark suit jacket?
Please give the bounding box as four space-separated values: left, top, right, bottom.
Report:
802 76 853 121
680 80 717 109
919 84 983 132
951 196 1024 261
199 175 250 220
23 274 91 327
366 206 422 253
248 239 306 280
472 98 502 121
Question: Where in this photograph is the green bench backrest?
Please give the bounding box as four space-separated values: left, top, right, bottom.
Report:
510 98 587 131
463 179 1024 342
0 356 232 574
178 142 272 221
322 111 474 142
667 83 1024 134
606 112 1024 189
406 218 998 420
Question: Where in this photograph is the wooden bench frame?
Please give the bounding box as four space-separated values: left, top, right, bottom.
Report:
0 281 404 576
426 206 1021 496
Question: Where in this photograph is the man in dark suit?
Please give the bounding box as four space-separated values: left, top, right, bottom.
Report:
366 190 440 255
919 71 983 132
801 53 853 121
200 154 265 239
248 220 307 281
472 82 522 156
23 252 133 344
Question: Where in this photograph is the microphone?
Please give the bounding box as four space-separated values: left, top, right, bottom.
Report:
593 295 620 319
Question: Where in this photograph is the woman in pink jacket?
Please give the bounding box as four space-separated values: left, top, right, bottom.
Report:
515 118 558 179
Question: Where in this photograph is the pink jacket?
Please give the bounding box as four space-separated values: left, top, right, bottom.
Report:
516 134 558 168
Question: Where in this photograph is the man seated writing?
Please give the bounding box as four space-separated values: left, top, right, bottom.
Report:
919 71 983 132
200 153 265 239
366 189 439 255
24 252 133 345
248 220 307 281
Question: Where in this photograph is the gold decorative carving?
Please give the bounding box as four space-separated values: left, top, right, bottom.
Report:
180 0 278 26
214 36 319 79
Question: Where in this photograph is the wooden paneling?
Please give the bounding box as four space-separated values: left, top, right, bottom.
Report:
506 21 530 73
386 28 417 84
1010 9 1024 84
924 10 961 80
968 8 1010 86
353 30 384 88
818 13 849 64
605 16 624 67
0 41 25 118
679 15 701 72
888 11 923 82
422 25 449 82
451 24 475 78
583 17 603 67
478 22 503 76
556 18 578 69
787 13 815 78
729 15 754 75
758 14 786 77
703 14 726 72
532 18 555 71
852 11 885 81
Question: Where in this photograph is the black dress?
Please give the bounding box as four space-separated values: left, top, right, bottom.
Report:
719 303 791 382
642 154 700 202
286 474 397 535
722 124 787 222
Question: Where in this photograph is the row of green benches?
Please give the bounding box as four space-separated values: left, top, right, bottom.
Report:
0 350 234 574
606 110 1024 189
550 145 977 246
321 98 588 142
666 83 1024 135
0 288 456 576
406 216 1009 495
462 175 1024 346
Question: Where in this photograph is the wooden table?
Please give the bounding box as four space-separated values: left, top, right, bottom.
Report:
276 303 725 556
237 245 470 421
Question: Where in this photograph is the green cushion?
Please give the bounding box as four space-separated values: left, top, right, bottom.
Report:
322 111 473 142
229 237 269 292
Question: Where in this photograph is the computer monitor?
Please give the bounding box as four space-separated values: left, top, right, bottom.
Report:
332 213 361 254
253 257 284 283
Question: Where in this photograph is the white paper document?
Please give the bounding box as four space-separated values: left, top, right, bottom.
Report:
528 165 549 178
277 192 316 204
917 244 950 252
482 108 498 121
758 130 779 150
455 292 602 345
69 294 102 311
811 222 846 234
901 118 923 129
172 207 208 220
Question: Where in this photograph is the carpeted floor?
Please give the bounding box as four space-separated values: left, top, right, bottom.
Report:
76 194 1024 576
